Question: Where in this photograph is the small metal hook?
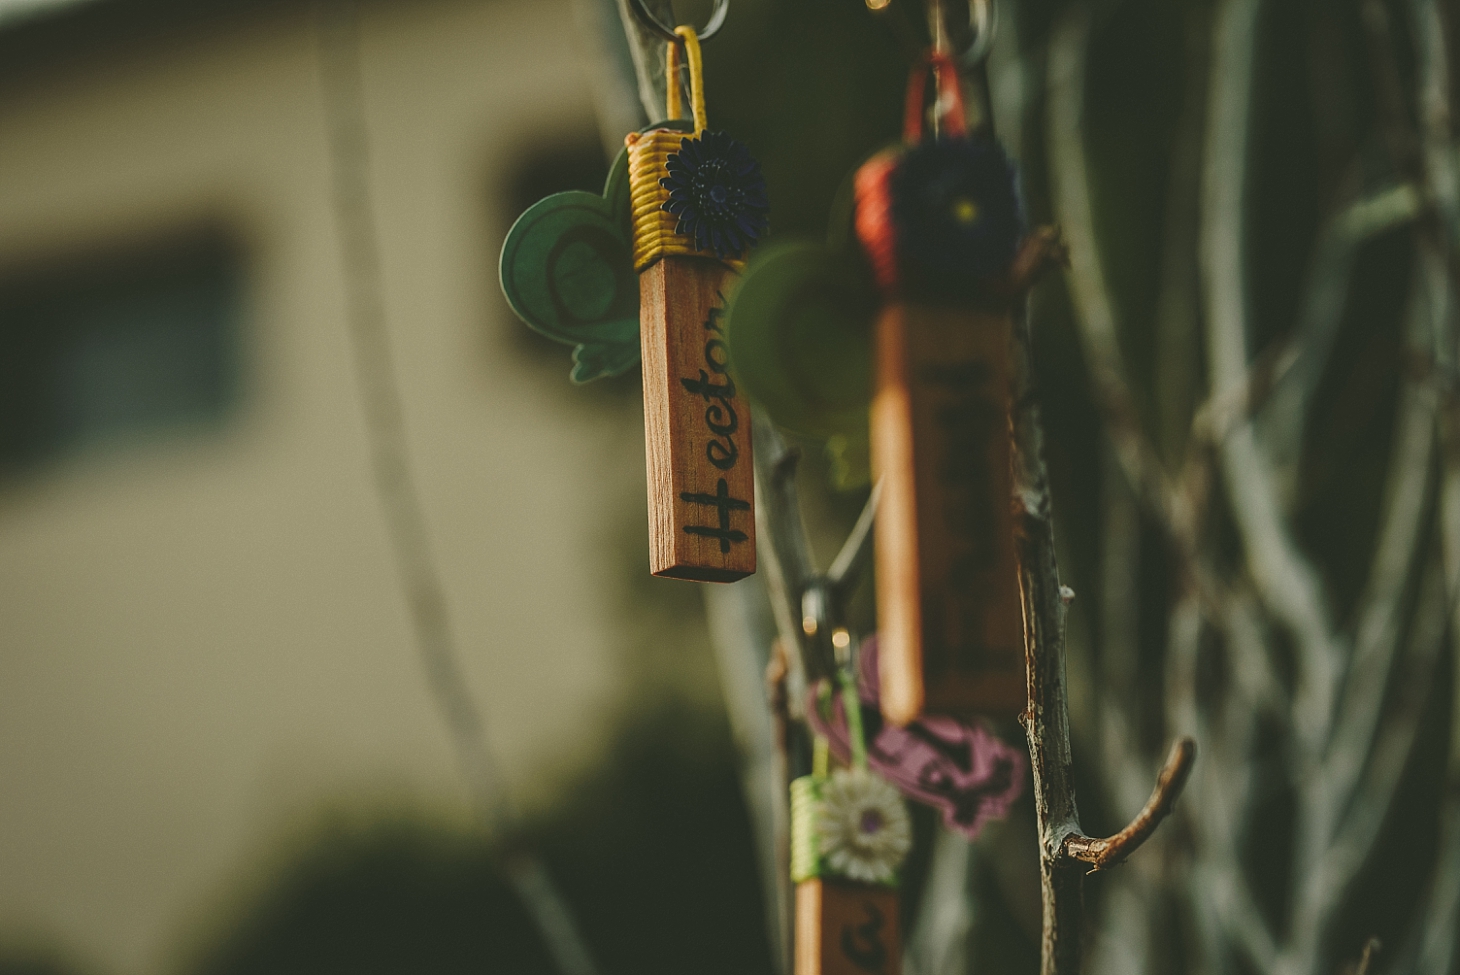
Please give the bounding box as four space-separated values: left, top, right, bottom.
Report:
625 0 729 43
868 0 996 67
957 0 996 67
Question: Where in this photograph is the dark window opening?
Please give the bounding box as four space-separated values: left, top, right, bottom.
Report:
0 229 244 479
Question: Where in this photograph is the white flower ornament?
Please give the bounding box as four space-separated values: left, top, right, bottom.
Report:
817 767 913 884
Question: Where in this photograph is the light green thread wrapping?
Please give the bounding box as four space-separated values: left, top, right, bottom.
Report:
841 668 868 771
790 774 823 882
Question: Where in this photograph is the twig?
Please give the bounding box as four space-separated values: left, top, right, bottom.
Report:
903 825 977 975
1414 7 1460 957
1150 1 1210 468
1045 0 1272 674
827 480 880 595
314 6 599 975
1085 453 1165 975
1409 0 1460 270
1362 0 1460 339
1298 272 1440 875
1045 1 1195 556
1416 800 1460 975
1252 182 1422 476
1296 549 1447 968
1165 588 1278 975
1098 452 1158 819
1201 0 1341 763
1013 292 1193 974
702 581 790 974
766 639 795 975
1010 301 1085 975
1064 739 1196 873
612 0 675 122
1348 937 1381 975
753 418 822 693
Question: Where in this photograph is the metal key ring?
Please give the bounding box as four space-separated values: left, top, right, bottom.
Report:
957 0 996 67
867 0 996 67
625 0 729 43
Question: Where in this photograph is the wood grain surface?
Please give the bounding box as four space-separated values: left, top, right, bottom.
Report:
639 255 756 582
795 879 901 975
872 302 1025 724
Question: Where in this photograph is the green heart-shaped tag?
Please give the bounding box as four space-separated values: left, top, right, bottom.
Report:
724 241 877 439
499 120 692 384
725 241 878 488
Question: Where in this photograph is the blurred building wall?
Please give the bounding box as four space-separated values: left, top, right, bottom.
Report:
0 1 656 972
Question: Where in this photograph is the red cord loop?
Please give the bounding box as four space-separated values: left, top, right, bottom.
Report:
902 51 968 144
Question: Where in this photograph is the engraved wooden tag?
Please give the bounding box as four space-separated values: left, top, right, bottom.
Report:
795 879 901 975
873 303 1025 725
639 255 756 582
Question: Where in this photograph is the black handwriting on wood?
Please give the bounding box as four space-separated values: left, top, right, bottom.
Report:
678 293 750 551
681 297 740 470
681 478 751 552
841 901 889 974
918 359 1006 674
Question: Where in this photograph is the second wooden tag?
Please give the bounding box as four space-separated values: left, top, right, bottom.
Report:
873 303 1024 725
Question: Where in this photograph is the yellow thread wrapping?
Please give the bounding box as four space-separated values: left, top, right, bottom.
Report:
813 733 830 780
790 775 823 883
665 39 682 122
626 27 743 273
627 129 708 272
675 26 707 136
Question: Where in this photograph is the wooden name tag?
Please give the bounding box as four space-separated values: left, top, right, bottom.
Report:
796 879 901 975
639 255 756 582
873 303 1025 725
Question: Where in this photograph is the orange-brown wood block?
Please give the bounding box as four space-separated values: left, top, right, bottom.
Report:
872 303 1024 725
639 255 756 582
795 879 901 975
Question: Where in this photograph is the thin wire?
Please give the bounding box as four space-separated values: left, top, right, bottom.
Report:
929 0 947 55
624 0 728 43
313 5 600 974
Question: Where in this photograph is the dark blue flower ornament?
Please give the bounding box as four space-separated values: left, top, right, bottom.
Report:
660 130 770 260
889 136 1023 298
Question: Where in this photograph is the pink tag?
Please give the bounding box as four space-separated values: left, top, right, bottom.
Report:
806 635 1026 839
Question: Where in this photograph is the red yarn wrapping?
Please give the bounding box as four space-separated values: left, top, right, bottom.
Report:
854 50 970 295
903 51 968 143
854 150 900 293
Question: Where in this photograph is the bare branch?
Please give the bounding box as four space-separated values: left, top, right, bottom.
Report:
1415 5 1460 956
826 480 880 596
903 826 977 975
1202 0 1341 761
1012 300 1086 975
1098 451 1157 817
1350 937 1381 975
1293 549 1447 963
1303 272 1440 862
611 0 674 122
315 6 598 973
1409 0 1460 264
753 417 824 692
1250 183 1422 475
1204 861 1281 975
1417 805 1460 975
1064 738 1197 873
1165 593 1279 975
1046 1 1193 551
702 582 791 974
